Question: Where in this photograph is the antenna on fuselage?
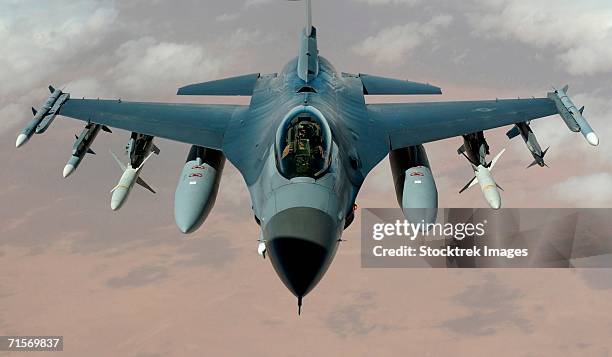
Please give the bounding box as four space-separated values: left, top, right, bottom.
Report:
306 0 312 36
288 0 313 35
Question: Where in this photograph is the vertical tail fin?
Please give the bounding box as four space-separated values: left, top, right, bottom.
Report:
293 0 318 82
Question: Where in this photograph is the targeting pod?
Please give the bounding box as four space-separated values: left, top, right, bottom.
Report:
62 123 112 178
16 85 69 148
548 85 599 146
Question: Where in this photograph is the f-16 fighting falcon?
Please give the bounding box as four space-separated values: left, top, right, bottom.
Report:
14 1 599 313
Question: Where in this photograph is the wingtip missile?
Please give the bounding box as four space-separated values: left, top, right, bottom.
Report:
586 132 599 146
15 134 29 148
62 164 76 178
548 86 599 146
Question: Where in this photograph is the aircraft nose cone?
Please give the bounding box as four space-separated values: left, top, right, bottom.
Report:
264 207 340 298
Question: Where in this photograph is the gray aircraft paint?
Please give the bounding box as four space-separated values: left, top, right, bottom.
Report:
15 1 600 309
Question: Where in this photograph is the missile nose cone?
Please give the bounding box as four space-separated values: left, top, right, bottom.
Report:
62 164 75 178
110 190 126 211
264 207 339 298
490 199 501 210
586 132 599 146
110 199 121 211
15 134 28 148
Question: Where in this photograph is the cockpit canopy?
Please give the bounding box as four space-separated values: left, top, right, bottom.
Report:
275 108 332 180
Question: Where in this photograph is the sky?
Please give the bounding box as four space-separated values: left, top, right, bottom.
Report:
1 0 612 356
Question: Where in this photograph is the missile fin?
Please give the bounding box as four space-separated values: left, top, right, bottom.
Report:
136 177 156 194
579 106 584 114
457 144 466 155
137 151 155 169
31 107 37 115
459 176 477 194
527 160 539 169
506 126 520 139
489 148 506 170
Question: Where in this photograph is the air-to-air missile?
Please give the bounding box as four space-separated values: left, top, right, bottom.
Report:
174 146 225 234
548 85 599 147
389 145 438 224
458 132 504 210
506 121 548 168
109 133 158 211
15 85 69 148
62 123 112 178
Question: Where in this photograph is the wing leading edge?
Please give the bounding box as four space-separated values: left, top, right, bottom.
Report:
367 98 559 150
58 99 247 150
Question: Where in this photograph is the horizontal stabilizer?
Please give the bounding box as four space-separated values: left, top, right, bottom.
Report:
32 107 37 115
152 143 160 155
177 73 260 96
87 148 96 155
506 126 520 139
359 74 442 95
101 125 112 133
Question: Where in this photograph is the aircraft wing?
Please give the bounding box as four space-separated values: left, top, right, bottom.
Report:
366 98 559 150
58 99 248 150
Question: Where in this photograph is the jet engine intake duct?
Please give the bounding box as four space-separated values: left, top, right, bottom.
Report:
174 146 225 234
389 145 438 224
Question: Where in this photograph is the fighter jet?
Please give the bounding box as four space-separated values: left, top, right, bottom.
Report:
15 1 599 312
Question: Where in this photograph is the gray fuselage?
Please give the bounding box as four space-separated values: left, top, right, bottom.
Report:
238 57 371 299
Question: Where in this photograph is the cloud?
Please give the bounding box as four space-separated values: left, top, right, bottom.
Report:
215 13 240 22
468 0 612 76
0 0 119 97
108 37 223 97
352 15 453 64
550 173 612 207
